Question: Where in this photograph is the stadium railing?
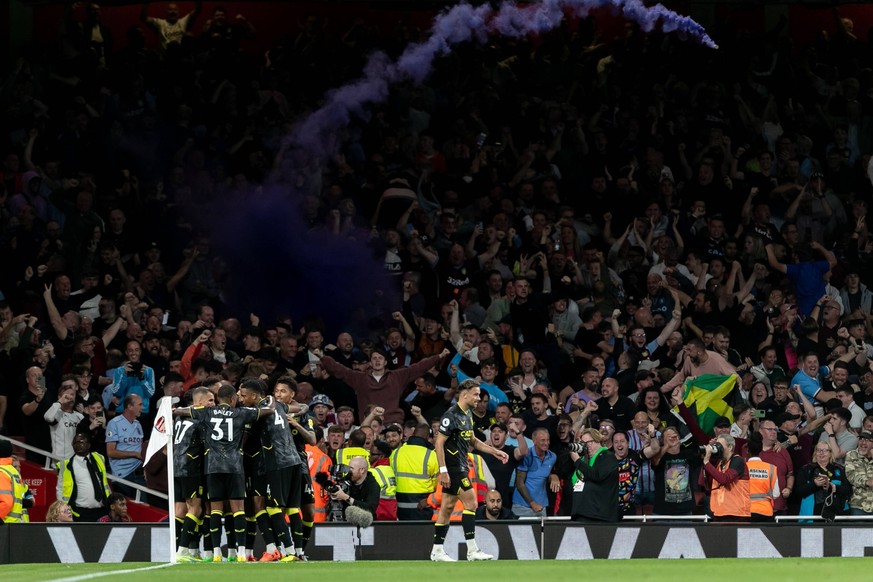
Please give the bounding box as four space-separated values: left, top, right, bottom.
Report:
0 434 168 504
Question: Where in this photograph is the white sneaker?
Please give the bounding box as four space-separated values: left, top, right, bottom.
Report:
430 548 456 562
467 549 494 561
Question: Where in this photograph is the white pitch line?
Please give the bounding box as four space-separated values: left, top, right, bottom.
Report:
48 562 176 582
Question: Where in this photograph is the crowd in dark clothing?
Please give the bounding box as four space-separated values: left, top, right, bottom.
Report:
1 2 873 520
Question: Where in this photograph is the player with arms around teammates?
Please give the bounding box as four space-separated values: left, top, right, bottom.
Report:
273 377 318 559
174 387 215 561
431 379 509 562
239 378 304 562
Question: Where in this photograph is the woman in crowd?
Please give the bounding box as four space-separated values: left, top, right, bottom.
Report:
796 443 852 518
749 381 769 410
45 500 74 523
637 386 673 432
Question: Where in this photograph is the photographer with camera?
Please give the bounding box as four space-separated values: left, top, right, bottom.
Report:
109 340 155 417
701 435 750 521
325 457 379 525
568 428 620 522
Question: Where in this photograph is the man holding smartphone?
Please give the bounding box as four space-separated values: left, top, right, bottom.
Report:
19 366 54 463
77 395 108 457
109 340 156 417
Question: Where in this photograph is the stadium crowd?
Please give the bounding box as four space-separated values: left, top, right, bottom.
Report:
2 0 873 558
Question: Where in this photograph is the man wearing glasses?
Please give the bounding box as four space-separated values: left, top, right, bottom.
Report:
845 431 873 516
568 428 619 522
757 420 794 514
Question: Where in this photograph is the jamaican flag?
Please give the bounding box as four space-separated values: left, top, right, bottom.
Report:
682 374 740 435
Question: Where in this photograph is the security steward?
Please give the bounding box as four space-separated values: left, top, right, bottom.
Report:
57 433 111 522
746 433 778 521
1 440 27 523
391 423 438 520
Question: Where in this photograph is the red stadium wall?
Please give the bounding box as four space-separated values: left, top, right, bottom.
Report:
19 460 58 523
18 458 167 523
787 4 872 47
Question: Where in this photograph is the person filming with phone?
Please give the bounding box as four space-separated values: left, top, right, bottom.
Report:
108 339 156 419
19 366 55 463
77 395 108 457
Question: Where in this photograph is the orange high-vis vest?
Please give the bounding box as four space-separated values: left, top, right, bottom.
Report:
747 458 777 517
426 484 464 521
470 453 488 505
307 444 333 523
427 454 478 521
709 457 751 518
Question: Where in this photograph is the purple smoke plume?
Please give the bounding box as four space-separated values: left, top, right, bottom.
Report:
219 0 715 333
292 0 716 157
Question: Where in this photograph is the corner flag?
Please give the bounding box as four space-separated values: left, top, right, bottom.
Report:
144 396 173 465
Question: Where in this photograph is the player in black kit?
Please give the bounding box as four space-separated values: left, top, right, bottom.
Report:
174 387 214 562
175 383 274 562
274 377 317 560
431 379 509 562
240 378 304 562
238 380 272 562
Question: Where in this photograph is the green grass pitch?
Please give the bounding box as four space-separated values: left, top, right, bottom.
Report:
4 559 872 582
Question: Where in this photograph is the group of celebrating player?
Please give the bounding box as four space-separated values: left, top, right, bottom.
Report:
171 376 316 562
168 373 507 563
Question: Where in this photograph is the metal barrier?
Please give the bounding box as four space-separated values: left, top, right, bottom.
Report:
546 514 712 522
0 434 168 503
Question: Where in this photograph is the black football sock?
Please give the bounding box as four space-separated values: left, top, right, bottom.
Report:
209 511 224 554
256 510 276 546
301 520 313 551
462 510 476 540
433 522 450 545
233 511 247 551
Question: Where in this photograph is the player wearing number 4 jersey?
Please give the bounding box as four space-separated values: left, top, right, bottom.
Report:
175 383 274 562
431 379 509 562
240 379 304 562
274 377 318 560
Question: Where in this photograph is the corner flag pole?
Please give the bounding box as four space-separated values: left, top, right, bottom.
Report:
165 397 177 565
145 396 177 564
